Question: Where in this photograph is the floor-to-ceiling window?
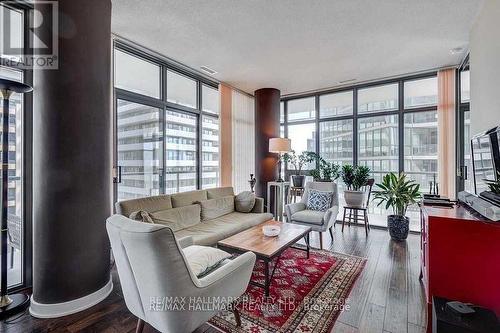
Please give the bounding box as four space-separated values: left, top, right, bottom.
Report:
113 41 220 201
0 2 33 291
281 74 438 231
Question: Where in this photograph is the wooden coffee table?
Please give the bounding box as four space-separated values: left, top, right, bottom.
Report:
217 220 311 296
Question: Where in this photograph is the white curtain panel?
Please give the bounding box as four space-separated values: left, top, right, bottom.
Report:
231 90 255 194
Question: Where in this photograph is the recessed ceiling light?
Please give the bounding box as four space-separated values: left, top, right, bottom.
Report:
338 78 357 84
450 47 465 55
200 66 217 75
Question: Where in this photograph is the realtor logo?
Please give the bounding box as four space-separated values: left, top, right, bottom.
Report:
1 1 59 69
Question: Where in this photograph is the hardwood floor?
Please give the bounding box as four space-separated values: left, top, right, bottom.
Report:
0 225 427 333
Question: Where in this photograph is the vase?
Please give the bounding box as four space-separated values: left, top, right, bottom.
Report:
344 190 365 207
387 215 410 241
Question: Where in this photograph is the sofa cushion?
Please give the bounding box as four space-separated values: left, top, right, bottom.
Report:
149 204 201 231
207 187 234 199
200 195 235 221
116 195 172 217
291 209 325 225
175 212 273 246
171 190 208 208
183 245 232 277
235 191 256 213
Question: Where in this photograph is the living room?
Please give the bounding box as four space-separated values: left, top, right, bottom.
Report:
0 0 499 332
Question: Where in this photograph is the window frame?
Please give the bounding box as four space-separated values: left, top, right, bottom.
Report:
456 54 471 194
0 1 34 293
113 40 219 202
281 72 438 231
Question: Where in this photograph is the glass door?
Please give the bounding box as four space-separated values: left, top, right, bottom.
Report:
115 99 163 201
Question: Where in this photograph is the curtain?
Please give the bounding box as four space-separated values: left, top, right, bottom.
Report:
437 68 456 199
231 90 255 193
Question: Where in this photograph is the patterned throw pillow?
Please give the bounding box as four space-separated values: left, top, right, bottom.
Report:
307 189 333 212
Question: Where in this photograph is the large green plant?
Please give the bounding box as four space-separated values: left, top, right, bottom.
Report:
372 172 421 216
306 152 340 181
341 164 370 190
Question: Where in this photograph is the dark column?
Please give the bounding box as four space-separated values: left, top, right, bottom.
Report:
32 0 112 313
254 88 280 204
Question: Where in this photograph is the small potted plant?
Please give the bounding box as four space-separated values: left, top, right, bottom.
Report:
372 172 421 241
342 165 370 207
283 150 315 187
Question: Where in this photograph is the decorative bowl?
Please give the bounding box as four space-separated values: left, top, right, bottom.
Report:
262 225 281 237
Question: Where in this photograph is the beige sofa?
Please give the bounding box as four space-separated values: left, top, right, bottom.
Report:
115 187 273 246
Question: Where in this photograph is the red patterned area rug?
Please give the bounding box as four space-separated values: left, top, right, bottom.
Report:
209 247 366 333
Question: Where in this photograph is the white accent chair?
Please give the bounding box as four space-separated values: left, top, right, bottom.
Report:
284 182 339 249
106 214 256 333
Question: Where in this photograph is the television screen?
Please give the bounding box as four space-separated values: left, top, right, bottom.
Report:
471 125 500 198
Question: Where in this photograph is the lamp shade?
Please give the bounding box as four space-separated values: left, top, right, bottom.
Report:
269 138 291 153
0 78 33 94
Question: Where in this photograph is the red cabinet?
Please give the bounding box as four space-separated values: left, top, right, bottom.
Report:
420 204 500 329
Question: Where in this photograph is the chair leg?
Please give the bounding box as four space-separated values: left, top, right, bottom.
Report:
342 208 346 232
329 226 334 242
319 232 323 250
363 210 368 236
348 209 352 226
233 306 241 327
136 319 144 333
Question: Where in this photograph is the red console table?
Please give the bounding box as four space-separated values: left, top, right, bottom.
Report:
420 204 500 330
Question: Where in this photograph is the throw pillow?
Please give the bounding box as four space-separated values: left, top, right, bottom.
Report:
183 245 232 277
307 189 333 212
150 204 201 231
199 195 235 221
129 210 154 224
234 191 256 213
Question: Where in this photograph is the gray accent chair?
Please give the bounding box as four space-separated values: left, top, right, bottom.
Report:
106 214 256 333
284 181 339 249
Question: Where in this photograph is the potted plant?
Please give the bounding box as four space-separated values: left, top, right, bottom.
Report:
307 152 340 182
282 150 315 187
342 165 370 207
372 172 421 241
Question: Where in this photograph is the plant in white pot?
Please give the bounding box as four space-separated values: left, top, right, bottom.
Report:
372 172 421 241
342 165 370 207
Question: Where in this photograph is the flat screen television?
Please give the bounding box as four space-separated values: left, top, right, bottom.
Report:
471 125 500 204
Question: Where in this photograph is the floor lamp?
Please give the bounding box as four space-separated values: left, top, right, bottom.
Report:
269 138 291 182
0 78 32 319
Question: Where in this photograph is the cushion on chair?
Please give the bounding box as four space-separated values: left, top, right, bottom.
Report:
171 190 208 208
306 189 333 211
199 195 235 221
291 209 325 225
150 205 201 231
234 191 256 213
182 245 232 277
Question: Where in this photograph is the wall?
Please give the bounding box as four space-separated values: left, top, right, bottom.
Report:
470 0 500 135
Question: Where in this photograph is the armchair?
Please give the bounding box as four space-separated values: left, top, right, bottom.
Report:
285 181 339 249
106 214 256 333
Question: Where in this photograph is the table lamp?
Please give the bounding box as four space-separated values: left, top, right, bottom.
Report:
269 138 291 182
0 78 33 319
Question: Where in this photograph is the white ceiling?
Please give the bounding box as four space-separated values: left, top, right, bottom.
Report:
111 0 483 96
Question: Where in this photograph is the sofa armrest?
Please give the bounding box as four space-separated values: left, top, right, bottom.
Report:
251 197 265 213
177 236 193 248
285 202 306 221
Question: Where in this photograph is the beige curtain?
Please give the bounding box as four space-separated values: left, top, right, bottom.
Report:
219 83 233 187
437 69 456 199
231 90 255 193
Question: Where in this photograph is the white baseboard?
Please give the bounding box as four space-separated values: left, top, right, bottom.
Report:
29 277 113 318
